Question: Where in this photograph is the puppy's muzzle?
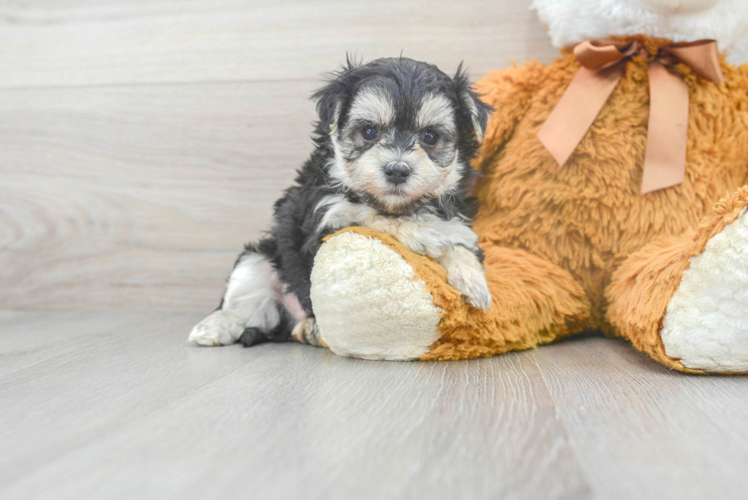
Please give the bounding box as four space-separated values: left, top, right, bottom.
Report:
384 161 411 185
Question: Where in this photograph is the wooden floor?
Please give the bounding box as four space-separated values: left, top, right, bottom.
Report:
2 311 748 500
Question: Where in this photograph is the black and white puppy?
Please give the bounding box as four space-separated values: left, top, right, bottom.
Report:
189 57 493 348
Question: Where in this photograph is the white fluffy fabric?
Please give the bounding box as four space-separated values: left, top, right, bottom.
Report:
661 208 748 373
532 0 748 52
310 232 442 360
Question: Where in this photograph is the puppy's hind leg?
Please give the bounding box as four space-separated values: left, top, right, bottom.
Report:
189 240 286 347
290 318 326 348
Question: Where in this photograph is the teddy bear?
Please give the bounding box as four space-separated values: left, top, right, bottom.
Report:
308 0 748 374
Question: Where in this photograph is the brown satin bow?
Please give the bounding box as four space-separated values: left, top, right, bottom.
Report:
537 39 724 194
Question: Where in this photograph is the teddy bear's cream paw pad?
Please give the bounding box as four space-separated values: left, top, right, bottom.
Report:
310 232 442 360
661 208 748 373
188 311 244 346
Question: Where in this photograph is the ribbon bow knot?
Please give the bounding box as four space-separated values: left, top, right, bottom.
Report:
537 39 724 194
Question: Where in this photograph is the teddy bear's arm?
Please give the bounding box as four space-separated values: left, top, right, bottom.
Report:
472 61 548 173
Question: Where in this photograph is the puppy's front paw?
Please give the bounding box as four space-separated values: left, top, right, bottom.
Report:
439 246 492 311
447 265 492 311
188 311 244 346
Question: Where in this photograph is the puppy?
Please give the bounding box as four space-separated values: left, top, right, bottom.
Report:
189 57 493 348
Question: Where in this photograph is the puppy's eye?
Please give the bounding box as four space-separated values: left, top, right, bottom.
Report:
361 126 379 141
421 131 439 146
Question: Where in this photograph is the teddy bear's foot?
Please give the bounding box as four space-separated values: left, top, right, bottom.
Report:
312 227 593 361
608 188 748 373
311 230 443 360
661 208 748 373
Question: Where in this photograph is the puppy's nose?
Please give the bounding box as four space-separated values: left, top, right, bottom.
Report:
384 162 411 185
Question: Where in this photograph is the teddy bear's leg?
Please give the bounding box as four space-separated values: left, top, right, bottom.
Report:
607 188 748 374
311 227 591 361
310 230 444 360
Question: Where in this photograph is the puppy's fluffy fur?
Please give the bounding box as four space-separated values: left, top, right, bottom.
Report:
189 57 493 348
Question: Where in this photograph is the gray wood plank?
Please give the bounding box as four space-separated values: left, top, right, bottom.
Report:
532 337 748 500
4 312 748 499
0 311 179 377
0 311 590 500
0 81 315 311
0 0 559 89
0 310 156 352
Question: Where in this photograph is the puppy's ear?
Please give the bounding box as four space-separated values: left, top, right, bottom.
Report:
311 55 361 137
311 81 342 136
453 63 493 142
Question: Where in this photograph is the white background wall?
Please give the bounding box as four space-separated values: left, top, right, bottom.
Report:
1 0 742 311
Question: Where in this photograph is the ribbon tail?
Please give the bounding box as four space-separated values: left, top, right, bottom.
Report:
538 65 624 167
641 62 690 194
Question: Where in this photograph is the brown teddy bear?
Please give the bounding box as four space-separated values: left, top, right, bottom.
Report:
309 0 748 374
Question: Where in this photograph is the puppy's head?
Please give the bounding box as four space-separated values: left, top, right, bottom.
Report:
312 57 492 215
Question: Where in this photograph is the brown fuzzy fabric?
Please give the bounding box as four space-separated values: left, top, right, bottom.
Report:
474 37 748 327
466 36 748 371
319 37 748 372
423 245 591 361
